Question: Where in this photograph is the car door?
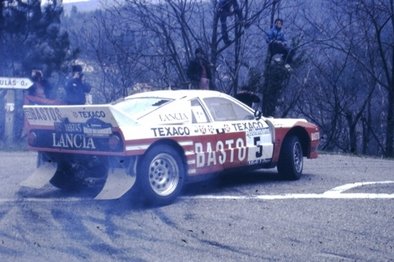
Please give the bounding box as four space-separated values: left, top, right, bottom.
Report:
200 96 273 170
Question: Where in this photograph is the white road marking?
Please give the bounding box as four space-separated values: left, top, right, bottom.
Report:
0 197 87 203
182 192 394 200
181 181 394 200
324 181 394 194
0 181 393 203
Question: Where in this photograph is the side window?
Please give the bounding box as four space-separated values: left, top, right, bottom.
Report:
191 99 209 123
204 97 253 121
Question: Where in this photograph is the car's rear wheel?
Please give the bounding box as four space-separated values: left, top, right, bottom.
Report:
50 156 108 191
50 161 80 191
137 145 185 205
278 135 303 180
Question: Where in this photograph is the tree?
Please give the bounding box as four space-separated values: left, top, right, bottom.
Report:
324 0 392 156
78 0 273 98
0 0 76 142
258 0 308 117
55 0 393 158
295 0 393 157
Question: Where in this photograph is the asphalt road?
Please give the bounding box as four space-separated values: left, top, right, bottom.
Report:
0 151 393 261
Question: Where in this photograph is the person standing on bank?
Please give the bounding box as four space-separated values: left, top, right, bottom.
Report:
64 65 92 105
266 18 293 70
187 48 212 90
217 0 243 45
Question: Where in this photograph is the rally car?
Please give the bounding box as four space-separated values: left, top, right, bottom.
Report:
22 89 320 205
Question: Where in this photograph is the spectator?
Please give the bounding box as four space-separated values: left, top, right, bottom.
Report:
64 65 92 105
235 90 260 107
266 18 294 70
24 70 58 105
187 48 212 90
217 0 243 45
23 69 59 138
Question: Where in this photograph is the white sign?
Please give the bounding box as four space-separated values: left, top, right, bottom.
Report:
0 77 33 89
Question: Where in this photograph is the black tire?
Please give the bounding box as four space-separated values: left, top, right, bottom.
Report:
50 157 108 192
50 161 81 191
35 152 80 190
277 135 303 180
137 145 185 205
35 153 77 191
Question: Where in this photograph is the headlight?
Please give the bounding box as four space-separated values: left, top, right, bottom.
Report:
311 131 320 141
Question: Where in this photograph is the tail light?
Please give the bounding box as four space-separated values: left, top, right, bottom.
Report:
27 131 37 146
108 134 122 151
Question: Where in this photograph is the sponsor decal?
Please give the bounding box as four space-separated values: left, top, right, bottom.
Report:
63 122 82 133
24 107 62 122
55 118 112 137
194 138 246 168
76 110 106 119
32 118 119 151
151 126 190 137
215 124 231 134
198 125 207 134
216 128 225 134
159 112 189 122
248 158 269 165
194 125 216 134
52 133 96 150
232 121 265 132
83 118 112 136
223 124 231 132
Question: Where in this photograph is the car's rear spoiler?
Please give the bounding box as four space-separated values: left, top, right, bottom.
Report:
22 104 138 200
23 104 131 129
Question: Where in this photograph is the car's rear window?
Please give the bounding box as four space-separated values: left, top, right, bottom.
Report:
114 97 172 119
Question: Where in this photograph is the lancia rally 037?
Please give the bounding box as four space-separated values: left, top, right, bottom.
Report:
22 89 320 205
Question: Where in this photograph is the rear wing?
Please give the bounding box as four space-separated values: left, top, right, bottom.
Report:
23 104 136 154
24 104 122 128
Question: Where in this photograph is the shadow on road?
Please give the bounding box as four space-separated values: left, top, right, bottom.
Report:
15 167 317 211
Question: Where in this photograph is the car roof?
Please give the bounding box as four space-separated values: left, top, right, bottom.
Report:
125 89 232 101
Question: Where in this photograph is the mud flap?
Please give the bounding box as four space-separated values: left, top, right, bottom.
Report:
95 168 136 200
20 161 57 188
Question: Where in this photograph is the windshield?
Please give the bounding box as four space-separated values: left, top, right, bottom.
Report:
114 97 172 119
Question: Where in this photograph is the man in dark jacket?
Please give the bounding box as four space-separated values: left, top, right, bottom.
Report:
64 65 91 105
187 48 212 89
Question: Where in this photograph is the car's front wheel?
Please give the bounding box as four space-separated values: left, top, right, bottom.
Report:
277 135 303 180
137 145 185 205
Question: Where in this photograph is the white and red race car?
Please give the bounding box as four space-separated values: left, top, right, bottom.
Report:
22 89 320 205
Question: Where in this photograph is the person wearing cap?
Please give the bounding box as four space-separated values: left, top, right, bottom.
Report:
186 48 212 90
64 65 92 105
266 18 293 70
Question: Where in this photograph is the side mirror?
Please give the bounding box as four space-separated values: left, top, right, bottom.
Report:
254 110 262 120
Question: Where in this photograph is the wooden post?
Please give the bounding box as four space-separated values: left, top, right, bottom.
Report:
0 77 33 144
5 90 15 144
